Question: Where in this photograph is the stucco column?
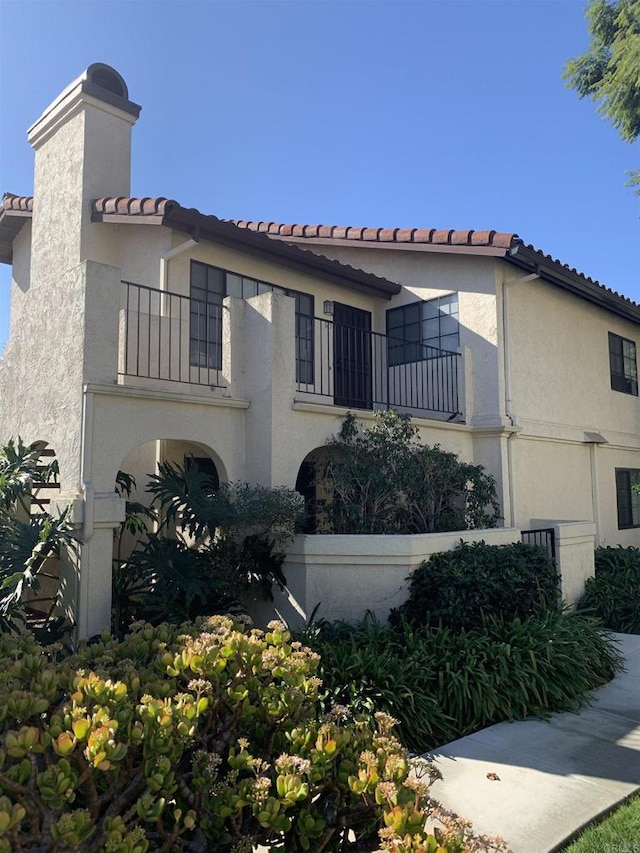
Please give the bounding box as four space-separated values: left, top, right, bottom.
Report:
54 490 125 638
242 291 296 486
222 295 246 397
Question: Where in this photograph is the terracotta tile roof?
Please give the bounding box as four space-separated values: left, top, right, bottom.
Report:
91 196 175 216
232 217 640 321
1 193 33 213
232 220 518 250
0 194 35 264
90 197 401 299
2 192 639 323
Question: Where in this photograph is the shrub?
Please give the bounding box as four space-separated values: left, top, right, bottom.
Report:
391 540 561 631
0 438 74 637
578 546 640 633
316 411 500 534
300 611 622 753
114 462 305 631
0 617 508 853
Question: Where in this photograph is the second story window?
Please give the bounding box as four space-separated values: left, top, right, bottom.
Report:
190 263 224 370
616 468 640 528
609 332 638 396
386 293 459 366
189 261 314 381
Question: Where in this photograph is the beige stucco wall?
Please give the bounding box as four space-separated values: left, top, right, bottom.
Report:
501 274 640 544
247 526 521 628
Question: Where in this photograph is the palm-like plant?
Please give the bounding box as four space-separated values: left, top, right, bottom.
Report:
0 438 75 635
114 458 305 630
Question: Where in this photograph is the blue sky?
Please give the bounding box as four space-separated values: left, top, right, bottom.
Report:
1 0 638 353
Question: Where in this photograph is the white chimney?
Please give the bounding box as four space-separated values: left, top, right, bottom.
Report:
27 64 140 281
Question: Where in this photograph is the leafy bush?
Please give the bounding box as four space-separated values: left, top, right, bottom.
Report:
300 612 622 753
578 546 640 633
0 438 74 637
0 617 508 853
316 411 500 534
391 540 561 631
114 461 305 630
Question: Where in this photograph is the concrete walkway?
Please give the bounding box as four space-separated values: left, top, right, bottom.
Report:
428 633 640 853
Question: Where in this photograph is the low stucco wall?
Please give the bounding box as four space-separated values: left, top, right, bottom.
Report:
531 519 596 607
248 520 596 629
249 527 520 628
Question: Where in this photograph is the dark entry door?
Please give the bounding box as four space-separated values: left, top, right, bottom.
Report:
333 302 373 409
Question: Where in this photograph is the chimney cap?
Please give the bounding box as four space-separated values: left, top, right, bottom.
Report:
83 63 129 100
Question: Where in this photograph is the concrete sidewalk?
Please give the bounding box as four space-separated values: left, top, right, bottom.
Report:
428 633 640 853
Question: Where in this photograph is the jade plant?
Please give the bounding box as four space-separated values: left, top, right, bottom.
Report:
0 616 509 852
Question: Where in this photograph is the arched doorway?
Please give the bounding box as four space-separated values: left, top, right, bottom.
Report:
113 438 225 634
295 446 336 533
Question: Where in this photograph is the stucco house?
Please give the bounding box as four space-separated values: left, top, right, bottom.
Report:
2 63 640 636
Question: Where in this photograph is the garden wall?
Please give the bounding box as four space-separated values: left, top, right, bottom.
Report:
252 527 519 628
248 520 596 629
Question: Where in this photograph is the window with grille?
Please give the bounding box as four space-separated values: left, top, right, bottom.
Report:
189 261 314 381
615 468 640 528
609 332 638 396
386 293 459 366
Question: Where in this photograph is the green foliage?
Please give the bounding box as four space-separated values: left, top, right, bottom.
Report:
115 461 305 630
564 0 640 192
0 617 508 853
0 438 74 635
578 545 640 632
391 541 561 632
319 411 500 534
300 612 623 754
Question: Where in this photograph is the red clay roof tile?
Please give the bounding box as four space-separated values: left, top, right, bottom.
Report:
3 193 639 319
1 193 33 212
232 219 519 250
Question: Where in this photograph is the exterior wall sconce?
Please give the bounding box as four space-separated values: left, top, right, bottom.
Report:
323 300 334 316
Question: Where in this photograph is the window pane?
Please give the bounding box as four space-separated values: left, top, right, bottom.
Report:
438 294 456 315
610 332 638 396
440 314 458 336
226 273 242 298
206 267 225 295
191 262 207 289
386 308 403 329
422 318 440 339
404 322 420 342
440 334 459 352
241 279 257 299
421 301 439 319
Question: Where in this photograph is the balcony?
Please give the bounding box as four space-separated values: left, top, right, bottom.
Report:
119 282 461 419
296 316 461 419
120 281 225 388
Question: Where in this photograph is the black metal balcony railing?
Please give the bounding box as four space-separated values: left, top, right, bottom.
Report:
120 285 460 418
296 317 461 418
121 282 225 387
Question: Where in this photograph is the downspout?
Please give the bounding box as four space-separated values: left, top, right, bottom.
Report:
157 237 198 477
159 237 199 292
585 432 607 545
501 271 539 527
76 386 95 640
81 387 95 542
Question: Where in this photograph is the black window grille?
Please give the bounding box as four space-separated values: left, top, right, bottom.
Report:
615 468 640 528
386 293 459 366
609 332 638 396
190 263 224 370
189 261 314 382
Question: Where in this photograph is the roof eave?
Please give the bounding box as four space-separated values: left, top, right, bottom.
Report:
506 243 640 325
269 233 510 257
93 206 400 300
162 208 401 299
0 209 31 266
